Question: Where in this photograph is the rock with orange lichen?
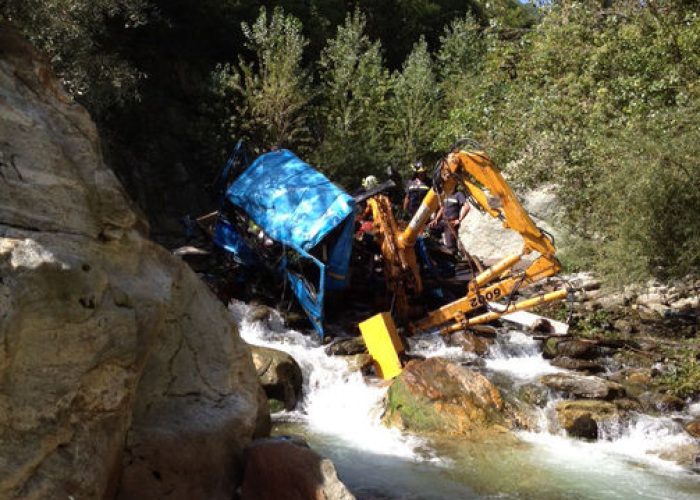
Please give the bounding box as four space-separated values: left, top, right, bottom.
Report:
382 358 508 437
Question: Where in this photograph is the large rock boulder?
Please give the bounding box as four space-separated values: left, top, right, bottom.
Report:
325 336 367 356
383 358 507 437
684 419 700 439
0 28 266 499
448 331 492 355
240 437 355 500
251 345 303 411
459 183 561 262
543 338 600 360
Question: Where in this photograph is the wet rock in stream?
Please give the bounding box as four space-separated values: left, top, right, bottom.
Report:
684 419 700 438
516 383 550 407
247 304 275 323
383 358 509 437
555 400 622 440
550 356 605 374
448 331 493 355
543 337 601 360
637 391 685 413
342 353 374 374
540 373 626 400
240 437 355 500
325 336 367 356
251 346 303 411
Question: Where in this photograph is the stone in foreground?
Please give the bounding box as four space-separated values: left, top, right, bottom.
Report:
240 438 355 500
0 27 266 499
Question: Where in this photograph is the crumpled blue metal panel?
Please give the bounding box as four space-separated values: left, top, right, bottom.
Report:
225 149 354 254
217 149 355 336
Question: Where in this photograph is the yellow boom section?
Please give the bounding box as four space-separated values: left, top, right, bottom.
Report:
408 149 565 335
359 147 567 377
443 150 557 257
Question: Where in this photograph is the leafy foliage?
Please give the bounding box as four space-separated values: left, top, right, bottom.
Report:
312 9 390 187
387 38 440 174
498 0 700 281
3 0 698 282
660 342 700 399
213 7 311 153
1 0 150 113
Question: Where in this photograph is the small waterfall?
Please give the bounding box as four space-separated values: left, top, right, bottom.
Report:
407 334 472 361
229 300 431 460
484 329 563 382
485 326 698 475
597 414 696 468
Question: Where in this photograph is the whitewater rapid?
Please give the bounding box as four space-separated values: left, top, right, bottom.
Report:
230 300 700 498
230 301 433 461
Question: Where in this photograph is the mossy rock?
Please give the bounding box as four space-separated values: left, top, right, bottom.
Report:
268 398 286 413
543 337 560 359
517 383 550 407
383 358 507 438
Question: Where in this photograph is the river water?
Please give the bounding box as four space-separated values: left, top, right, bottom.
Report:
231 301 700 499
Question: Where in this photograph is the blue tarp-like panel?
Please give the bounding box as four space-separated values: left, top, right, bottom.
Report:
225 149 354 254
218 149 355 337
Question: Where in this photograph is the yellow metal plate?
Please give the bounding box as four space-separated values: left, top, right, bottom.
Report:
359 312 404 380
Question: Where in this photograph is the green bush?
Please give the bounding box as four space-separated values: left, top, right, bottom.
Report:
488 0 700 282
311 9 390 188
212 7 311 154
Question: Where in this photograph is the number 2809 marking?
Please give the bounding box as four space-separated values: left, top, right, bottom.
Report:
469 288 502 308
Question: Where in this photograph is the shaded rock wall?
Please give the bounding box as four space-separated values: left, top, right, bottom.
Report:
0 27 267 499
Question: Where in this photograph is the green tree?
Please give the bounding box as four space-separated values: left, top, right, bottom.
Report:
312 9 390 187
433 14 486 148
213 7 311 153
505 0 700 280
387 37 440 172
433 18 524 162
1 0 150 114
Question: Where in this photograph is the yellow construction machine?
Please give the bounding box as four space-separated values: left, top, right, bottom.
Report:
359 145 568 379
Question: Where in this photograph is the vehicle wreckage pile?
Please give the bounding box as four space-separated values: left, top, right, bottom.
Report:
192 144 570 379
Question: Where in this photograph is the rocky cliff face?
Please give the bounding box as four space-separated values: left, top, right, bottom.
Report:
0 27 267 499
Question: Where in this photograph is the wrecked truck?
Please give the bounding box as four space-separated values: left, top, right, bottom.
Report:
211 148 356 335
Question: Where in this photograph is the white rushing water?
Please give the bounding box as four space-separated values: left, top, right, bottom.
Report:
230 300 431 460
484 329 564 382
230 301 700 498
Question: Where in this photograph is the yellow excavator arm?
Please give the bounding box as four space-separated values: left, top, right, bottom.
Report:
405 149 567 335
361 147 568 378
